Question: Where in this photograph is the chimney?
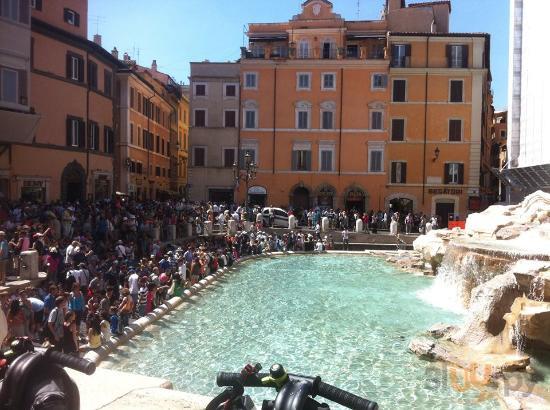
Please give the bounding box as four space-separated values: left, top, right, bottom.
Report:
123 52 130 62
151 60 157 71
93 34 102 46
386 0 405 12
111 47 119 59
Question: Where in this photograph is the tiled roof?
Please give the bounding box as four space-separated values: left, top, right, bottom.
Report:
408 1 452 12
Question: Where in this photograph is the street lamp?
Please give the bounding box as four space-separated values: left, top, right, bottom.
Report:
233 151 257 219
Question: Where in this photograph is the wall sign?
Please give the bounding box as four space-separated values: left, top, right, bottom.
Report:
428 188 463 195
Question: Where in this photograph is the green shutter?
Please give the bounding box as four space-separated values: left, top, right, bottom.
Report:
401 162 407 183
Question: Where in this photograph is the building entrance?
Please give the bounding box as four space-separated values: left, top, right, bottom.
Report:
209 188 234 205
61 161 85 202
345 189 365 213
435 201 455 228
291 186 310 211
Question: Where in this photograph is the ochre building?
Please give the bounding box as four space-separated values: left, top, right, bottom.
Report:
7 0 121 201
235 0 491 224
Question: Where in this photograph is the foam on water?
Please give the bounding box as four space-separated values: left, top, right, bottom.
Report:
105 255 500 409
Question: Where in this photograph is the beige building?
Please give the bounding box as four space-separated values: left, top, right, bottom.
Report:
188 62 240 203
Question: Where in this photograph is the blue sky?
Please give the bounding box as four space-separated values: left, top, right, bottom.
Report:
88 0 509 110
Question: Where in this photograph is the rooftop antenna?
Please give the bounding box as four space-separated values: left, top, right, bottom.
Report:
357 0 360 18
89 15 106 35
242 24 247 47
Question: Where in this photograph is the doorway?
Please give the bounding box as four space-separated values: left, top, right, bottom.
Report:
435 202 455 228
345 189 365 213
61 161 85 202
323 42 331 59
291 186 310 211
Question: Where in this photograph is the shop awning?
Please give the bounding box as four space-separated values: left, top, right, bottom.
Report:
0 109 41 144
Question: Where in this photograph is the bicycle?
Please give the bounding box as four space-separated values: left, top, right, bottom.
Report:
207 363 378 410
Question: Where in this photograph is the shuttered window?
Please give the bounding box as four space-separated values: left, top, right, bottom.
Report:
88 61 98 90
447 45 469 68
444 163 464 184
104 70 112 96
320 150 333 172
66 53 84 82
88 121 99 150
392 80 406 102
194 109 206 127
450 80 463 102
391 44 411 67
391 119 405 141
391 162 407 183
104 127 114 154
63 8 80 26
66 117 85 148
449 119 462 141
292 150 311 171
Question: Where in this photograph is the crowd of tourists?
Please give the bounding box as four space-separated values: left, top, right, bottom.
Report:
0 197 442 355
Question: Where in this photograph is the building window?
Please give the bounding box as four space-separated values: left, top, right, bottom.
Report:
320 149 333 172
244 72 257 89
450 80 463 103
321 111 334 130
2 0 30 22
224 110 237 128
104 127 114 154
322 73 335 90
298 40 309 59
369 149 383 172
449 119 462 141
66 54 83 82
297 73 311 90
130 123 134 145
104 70 112 96
193 147 206 167
444 163 464 184
155 166 161 177
66 117 84 148
194 83 206 96
391 162 407 183
63 8 80 26
391 44 411 68
500 130 506 138
391 118 405 141
292 149 311 171
370 111 383 130
297 110 309 129
194 109 206 127
88 122 99 150
392 79 406 102
87 61 98 90
244 109 257 129
223 148 236 168
372 74 388 90
447 45 468 68
346 44 359 58
155 135 160 153
0 68 18 104
225 84 237 97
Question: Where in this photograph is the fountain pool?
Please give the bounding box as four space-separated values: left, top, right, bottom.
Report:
104 255 502 409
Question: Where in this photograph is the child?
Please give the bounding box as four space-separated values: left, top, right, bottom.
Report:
109 306 121 336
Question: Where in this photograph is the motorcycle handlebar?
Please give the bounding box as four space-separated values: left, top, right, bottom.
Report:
215 372 378 410
44 350 96 375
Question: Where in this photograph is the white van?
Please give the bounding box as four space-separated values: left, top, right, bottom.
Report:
261 207 289 228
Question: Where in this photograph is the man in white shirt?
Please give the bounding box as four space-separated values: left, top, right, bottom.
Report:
128 269 140 306
115 240 127 259
342 229 350 251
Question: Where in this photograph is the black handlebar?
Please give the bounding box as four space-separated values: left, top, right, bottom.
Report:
317 380 377 410
216 371 378 410
44 350 96 375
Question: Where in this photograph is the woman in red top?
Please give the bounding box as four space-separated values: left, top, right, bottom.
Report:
145 283 157 314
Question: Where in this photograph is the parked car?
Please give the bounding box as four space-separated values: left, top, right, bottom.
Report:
261 207 289 228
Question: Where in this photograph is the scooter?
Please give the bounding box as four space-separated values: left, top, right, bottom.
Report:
207 363 378 410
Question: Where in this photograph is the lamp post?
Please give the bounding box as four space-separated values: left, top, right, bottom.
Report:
233 151 257 220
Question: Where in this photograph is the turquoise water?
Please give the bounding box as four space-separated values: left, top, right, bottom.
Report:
105 255 501 409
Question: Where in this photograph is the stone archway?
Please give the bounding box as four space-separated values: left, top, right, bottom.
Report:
314 183 336 209
343 185 368 213
289 183 312 211
61 160 86 202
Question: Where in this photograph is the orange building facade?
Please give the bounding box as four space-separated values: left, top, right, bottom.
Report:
236 0 491 224
3 0 120 202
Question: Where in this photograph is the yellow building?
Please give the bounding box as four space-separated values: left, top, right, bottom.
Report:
236 0 491 225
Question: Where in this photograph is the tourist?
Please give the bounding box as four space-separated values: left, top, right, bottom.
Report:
47 296 66 350
109 306 121 336
342 228 349 251
68 282 85 331
0 231 8 286
81 314 102 350
6 299 25 341
62 310 79 355
117 288 134 334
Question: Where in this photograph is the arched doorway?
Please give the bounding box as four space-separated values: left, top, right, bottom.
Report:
345 187 366 213
61 161 85 202
248 186 267 207
316 184 336 210
389 197 414 216
291 186 310 211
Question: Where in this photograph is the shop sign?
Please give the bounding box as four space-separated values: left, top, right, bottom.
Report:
428 188 463 195
347 190 364 199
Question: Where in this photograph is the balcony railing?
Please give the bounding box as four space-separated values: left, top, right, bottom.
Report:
240 45 387 61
